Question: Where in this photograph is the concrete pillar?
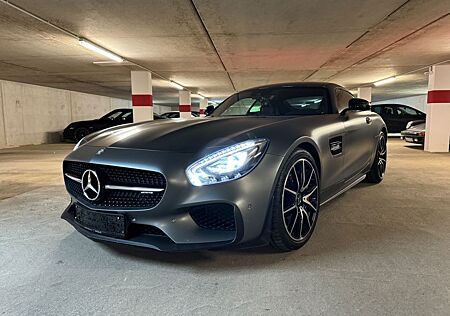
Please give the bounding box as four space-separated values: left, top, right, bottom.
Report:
357 87 372 102
179 90 191 119
424 65 450 152
131 71 153 122
199 98 208 116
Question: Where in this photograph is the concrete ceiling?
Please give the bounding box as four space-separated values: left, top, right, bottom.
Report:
0 0 449 104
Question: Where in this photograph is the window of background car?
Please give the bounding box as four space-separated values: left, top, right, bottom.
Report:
372 106 383 114
121 112 132 121
213 87 330 117
380 106 396 116
103 110 124 121
336 89 354 113
397 106 421 117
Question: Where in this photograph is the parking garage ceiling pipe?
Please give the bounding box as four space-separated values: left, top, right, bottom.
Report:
0 0 199 96
189 0 236 92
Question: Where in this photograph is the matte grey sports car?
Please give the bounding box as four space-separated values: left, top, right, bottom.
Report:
61 82 387 252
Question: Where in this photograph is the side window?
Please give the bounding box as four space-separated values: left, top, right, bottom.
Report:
372 106 383 114
381 106 395 116
121 111 133 122
336 89 353 113
106 111 123 121
397 106 419 117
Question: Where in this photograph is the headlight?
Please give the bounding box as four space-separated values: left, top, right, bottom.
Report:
186 139 268 186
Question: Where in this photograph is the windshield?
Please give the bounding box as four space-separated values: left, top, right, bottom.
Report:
212 87 330 117
101 110 127 121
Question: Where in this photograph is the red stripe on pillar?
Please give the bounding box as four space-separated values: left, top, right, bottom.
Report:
427 90 450 103
132 94 153 106
199 109 205 115
179 104 191 112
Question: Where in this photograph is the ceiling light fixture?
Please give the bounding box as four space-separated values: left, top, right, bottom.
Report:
373 76 397 86
169 81 184 90
79 38 124 62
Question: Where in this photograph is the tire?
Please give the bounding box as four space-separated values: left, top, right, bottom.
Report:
365 131 387 183
74 127 89 142
270 149 320 251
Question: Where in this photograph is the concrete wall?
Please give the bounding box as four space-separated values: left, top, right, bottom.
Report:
0 84 6 148
0 80 130 148
373 94 427 112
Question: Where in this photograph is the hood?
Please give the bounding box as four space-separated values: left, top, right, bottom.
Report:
67 119 99 127
82 117 297 153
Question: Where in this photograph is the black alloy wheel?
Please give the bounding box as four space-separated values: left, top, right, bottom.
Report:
74 128 89 142
271 149 320 251
366 132 387 183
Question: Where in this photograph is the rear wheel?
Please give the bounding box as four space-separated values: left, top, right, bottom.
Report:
270 150 320 251
366 132 387 183
74 127 89 142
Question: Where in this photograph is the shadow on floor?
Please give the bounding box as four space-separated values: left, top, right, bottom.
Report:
55 182 409 272
404 144 424 150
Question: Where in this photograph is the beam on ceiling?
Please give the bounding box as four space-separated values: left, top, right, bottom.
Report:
190 0 237 92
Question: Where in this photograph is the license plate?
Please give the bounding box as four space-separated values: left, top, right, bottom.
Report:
405 137 414 142
75 206 126 238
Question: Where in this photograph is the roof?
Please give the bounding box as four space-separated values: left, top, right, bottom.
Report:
239 82 345 93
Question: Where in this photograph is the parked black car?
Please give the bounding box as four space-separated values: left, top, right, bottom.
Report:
63 109 162 142
371 104 425 133
160 111 200 118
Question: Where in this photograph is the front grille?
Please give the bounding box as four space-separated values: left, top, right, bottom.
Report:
63 161 166 210
189 204 236 231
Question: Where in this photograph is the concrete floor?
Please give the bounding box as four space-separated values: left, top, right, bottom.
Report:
0 140 449 315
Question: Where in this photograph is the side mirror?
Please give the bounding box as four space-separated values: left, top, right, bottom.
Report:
348 98 370 111
205 105 215 116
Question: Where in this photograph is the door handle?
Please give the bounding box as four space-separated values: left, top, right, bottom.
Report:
366 117 372 124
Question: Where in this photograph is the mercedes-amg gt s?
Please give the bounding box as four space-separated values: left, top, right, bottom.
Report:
61 83 387 252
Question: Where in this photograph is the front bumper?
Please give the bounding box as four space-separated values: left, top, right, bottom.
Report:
61 203 240 251
62 146 284 251
400 132 424 144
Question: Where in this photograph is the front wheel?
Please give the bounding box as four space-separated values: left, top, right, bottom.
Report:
270 149 320 251
365 132 387 183
74 127 89 142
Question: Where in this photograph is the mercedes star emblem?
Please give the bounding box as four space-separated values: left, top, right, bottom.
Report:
81 169 101 201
